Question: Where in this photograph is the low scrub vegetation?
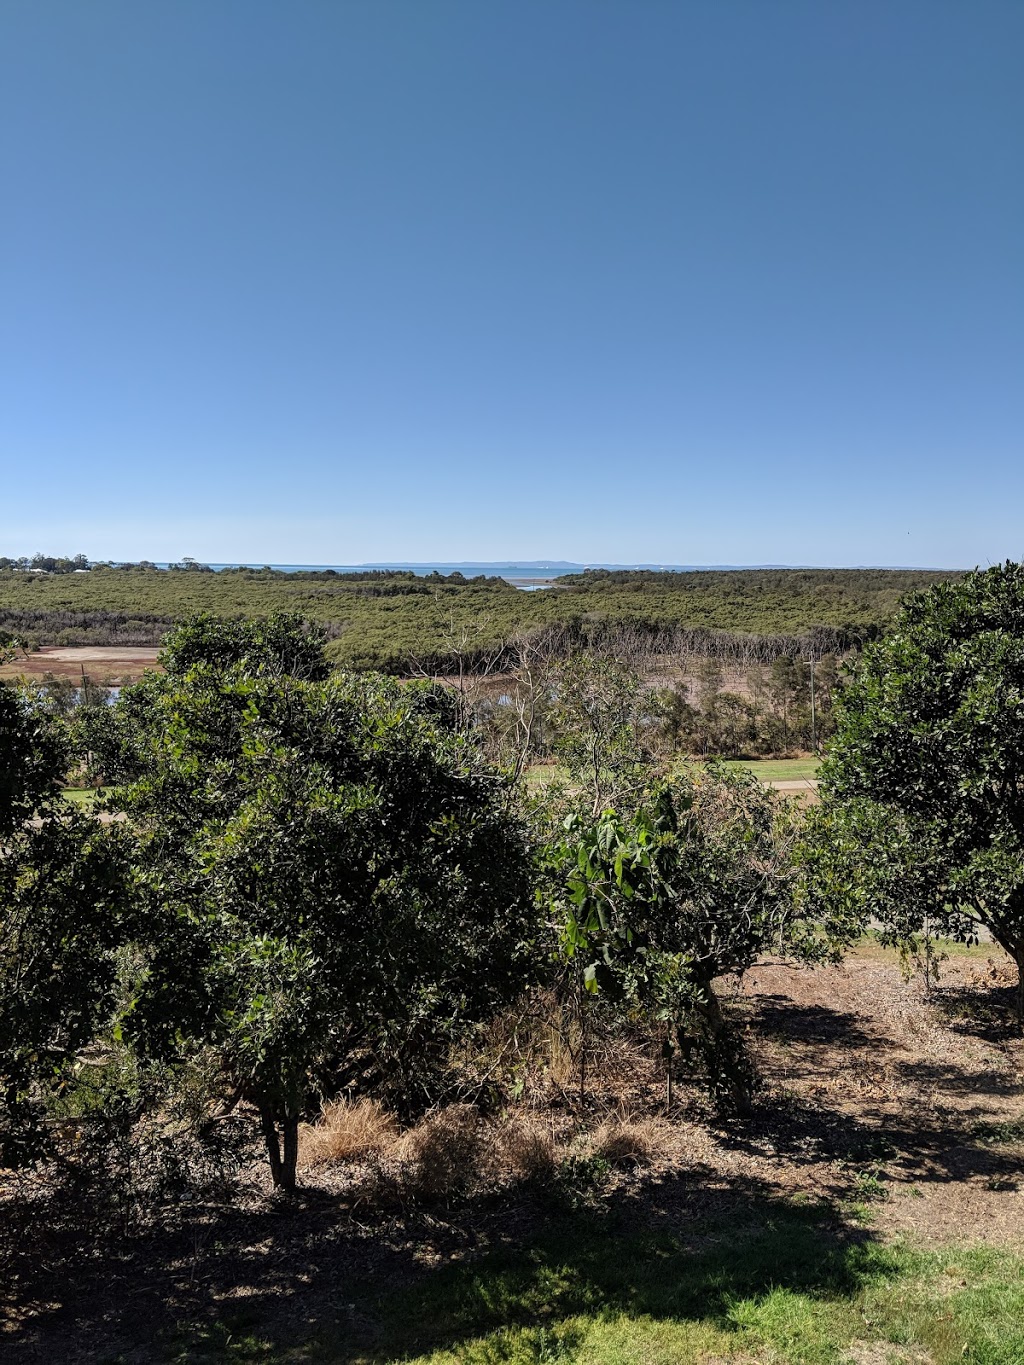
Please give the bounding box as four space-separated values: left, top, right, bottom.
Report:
0 559 957 670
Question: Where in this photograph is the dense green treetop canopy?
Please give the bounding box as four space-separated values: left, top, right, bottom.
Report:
813 561 1024 1011
109 615 539 1188
0 676 130 1167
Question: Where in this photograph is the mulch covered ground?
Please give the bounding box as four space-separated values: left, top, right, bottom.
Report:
3 945 1022 1362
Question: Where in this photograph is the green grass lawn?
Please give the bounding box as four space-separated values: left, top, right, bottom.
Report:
523 764 569 787
60 786 99 807
178 1202 1024 1363
524 760 821 789
857 929 1005 962
724 757 821 782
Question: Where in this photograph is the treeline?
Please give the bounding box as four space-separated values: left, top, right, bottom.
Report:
463 648 839 768
0 605 873 677
0 553 89 573
558 566 959 595
0 561 961 672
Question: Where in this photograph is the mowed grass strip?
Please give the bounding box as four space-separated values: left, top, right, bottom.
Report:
723 757 820 783
372 1221 1024 1365
524 759 821 789
170 1206 1024 1363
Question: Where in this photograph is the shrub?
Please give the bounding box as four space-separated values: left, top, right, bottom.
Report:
589 1116 660 1166
300 1097 398 1167
493 1114 558 1184
397 1105 485 1202
110 617 540 1190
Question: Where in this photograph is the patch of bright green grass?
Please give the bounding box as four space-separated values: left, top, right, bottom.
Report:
526 760 821 790
61 787 98 807
723 758 820 783
371 1227 1024 1365
857 929 1007 963
160 1199 1024 1363
524 764 569 788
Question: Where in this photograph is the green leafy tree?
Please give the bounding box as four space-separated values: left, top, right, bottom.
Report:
0 680 129 1166
547 654 654 814
113 617 538 1190
159 609 332 680
0 676 67 831
811 561 1024 1018
543 765 798 1113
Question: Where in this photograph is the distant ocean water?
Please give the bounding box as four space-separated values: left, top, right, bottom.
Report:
145 561 810 590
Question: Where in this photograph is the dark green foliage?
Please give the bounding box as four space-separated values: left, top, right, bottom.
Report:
112 618 538 1188
159 610 332 681
810 561 1024 1016
0 682 68 837
0 680 131 1166
544 765 798 1111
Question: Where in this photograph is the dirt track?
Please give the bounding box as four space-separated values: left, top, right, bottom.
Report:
0 645 161 683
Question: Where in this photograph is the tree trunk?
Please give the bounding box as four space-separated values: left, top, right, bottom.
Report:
258 1102 299 1192
1009 944 1024 1028
692 981 755 1117
987 925 1024 1029
578 999 588 1107
258 1102 284 1187
282 1114 299 1192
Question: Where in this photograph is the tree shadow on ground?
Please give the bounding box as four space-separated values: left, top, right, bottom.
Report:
2 1173 886 1364
744 997 877 1049
698 978 1024 1195
931 980 1023 1043
714 1086 1024 1190
354 1186 884 1365
7 983 1024 1361
889 1055 1020 1102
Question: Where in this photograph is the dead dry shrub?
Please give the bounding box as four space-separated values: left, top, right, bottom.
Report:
456 992 577 1094
588 1116 661 1166
396 1104 484 1201
300 1097 398 1168
493 1113 558 1184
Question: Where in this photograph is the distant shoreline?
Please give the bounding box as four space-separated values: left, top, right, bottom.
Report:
145 561 952 577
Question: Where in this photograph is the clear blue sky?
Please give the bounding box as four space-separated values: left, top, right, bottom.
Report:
2 1 1021 567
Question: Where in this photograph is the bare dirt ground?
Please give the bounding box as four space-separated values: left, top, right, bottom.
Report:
736 950 1024 1244
0 645 162 684
769 777 819 804
3 946 1022 1361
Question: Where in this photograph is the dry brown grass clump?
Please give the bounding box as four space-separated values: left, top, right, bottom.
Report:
299 1097 398 1167
396 1105 484 1201
492 1114 558 1183
588 1116 662 1166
